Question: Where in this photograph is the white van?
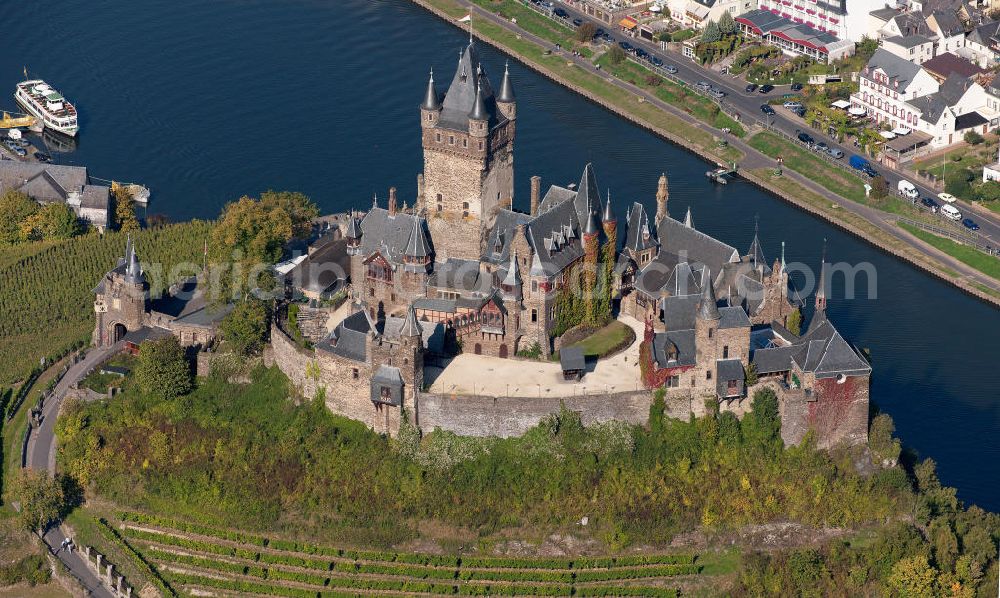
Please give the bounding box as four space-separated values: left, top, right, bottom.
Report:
897 179 918 199
940 204 962 221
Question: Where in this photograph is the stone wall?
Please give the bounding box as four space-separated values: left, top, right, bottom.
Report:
416 390 661 437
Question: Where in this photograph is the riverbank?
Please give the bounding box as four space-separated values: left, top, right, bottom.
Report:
409 0 1000 307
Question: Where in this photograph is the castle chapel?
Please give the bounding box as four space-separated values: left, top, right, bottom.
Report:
93 40 872 446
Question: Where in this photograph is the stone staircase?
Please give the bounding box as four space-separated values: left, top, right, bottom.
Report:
295 305 332 343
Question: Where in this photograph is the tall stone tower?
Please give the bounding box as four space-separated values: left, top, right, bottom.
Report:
655 172 669 224
694 268 721 387
93 236 148 346
420 41 515 261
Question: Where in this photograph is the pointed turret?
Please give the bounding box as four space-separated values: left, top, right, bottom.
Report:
815 241 828 314
575 163 601 229
469 80 488 122
584 210 599 236
501 248 522 302
421 68 441 111
655 172 668 223
497 62 515 103
400 303 423 338
697 268 721 321
125 239 145 285
683 206 693 228
603 191 614 223
747 218 766 269
345 210 362 240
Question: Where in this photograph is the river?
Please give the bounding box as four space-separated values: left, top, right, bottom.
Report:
2 0 998 510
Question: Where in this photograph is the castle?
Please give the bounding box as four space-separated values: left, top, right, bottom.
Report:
94 40 871 447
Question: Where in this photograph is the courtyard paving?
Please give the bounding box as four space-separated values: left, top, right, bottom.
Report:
426 315 645 398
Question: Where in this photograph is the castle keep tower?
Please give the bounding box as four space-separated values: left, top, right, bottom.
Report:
93 237 148 346
420 41 515 261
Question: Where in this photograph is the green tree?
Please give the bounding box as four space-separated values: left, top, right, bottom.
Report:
0 190 38 244
576 22 596 42
741 387 781 449
606 45 626 65
786 308 802 336
135 336 192 400
930 518 959 572
869 413 901 465
857 36 879 59
718 11 735 35
221 299 270 356
974 181 1000 202
9 468 65 534
944 169 973 199
888 555 939 597
19 203 82 241
870 176 889 201
963 131 983 145
259 190 319 240
701 20 721 43
112 182 141 234
209 195 295 299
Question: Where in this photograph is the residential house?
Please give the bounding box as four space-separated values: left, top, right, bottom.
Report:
964 21 1000 67
0 161 110 230
735 9 855 63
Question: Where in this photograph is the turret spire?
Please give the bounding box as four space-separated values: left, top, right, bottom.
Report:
697 268 721 321
815 240 828 313
603 190 613 223
780 241 786 272
497 61 515 103
469 80 488 121
683 206 693 228
421 68 440 111
655 172 668 223
400 303 422 338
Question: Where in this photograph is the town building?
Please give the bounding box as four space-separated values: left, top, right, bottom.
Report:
0 161 110 230
735 9 855 63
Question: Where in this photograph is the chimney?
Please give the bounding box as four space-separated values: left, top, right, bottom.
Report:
530 175 541 216
388 186 397 216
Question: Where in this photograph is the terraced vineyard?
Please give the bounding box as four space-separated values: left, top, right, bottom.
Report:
114 512 701 597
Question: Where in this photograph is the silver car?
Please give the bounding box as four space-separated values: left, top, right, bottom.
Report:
828 148 844 159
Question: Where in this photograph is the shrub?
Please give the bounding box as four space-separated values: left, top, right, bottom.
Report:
606 45 626 65
964 131 984 145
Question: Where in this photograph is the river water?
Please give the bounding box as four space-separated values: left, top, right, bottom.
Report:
3 0 998 509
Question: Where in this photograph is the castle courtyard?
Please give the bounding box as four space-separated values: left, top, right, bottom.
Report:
426 315 645 398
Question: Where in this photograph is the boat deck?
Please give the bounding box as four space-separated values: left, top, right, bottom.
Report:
16 81 77 119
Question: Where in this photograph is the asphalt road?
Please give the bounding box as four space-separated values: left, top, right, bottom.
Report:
25 343 122 598
544 0 1000 247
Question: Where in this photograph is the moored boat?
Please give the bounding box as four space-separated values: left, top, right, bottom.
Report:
15 78 79 137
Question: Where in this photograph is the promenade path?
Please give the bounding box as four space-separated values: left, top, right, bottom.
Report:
24 342 123 598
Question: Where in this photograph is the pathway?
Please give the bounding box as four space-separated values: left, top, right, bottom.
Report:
427 315 643 397
24 342 123 598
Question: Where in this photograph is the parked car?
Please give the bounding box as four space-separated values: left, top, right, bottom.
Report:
553 8 569 18
745 83 758 93
759 84 774 93
663 63 677 73
635 48 649 59
938 193 957 203
12 147 26 157
696 81 711 90
783 101 803 109
761 104 775 115
962 218 980 230
814 141 828 152
620 41 633 51
849 154 873 173
940 204 962 221
33 151 52 163
828 148 844 159
797 132 814 144
920 196 939 212
650 57 663 67
790 82 803 91
572 18 583 26
898 179 919 199
792 106 807 117
710 89 726 99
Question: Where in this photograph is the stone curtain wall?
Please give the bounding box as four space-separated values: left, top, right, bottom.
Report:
417 390 655 437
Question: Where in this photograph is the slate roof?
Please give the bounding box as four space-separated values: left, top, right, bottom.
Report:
657 216 740 276
928 10 964 36
661 294 701 331
718 306 751 330
751 317 871 379
559 346 586 372
317 309 371 362
371 365 403 406
968 20 1000 46
922 53 985 80
0 161 110 220
869 6 899 21
864 48 924 89
438 41 506 132
624 201 657 254
652 329 696 368
908 73 974 123
526 192 585 276
284 239 351 295
482 208 532 265
883 34 933 49
427 258 489 294
358 207 432 266
716 358 745 397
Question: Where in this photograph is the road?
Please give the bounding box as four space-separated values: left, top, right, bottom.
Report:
458 0 1000 296
542 0 1000 246
24 342 122 598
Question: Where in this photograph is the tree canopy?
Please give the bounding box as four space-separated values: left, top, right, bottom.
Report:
702 21 721 44
221 299 271 356
135 336 192 400
0 190 39 244
718 11 735 35
9 468 66 534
